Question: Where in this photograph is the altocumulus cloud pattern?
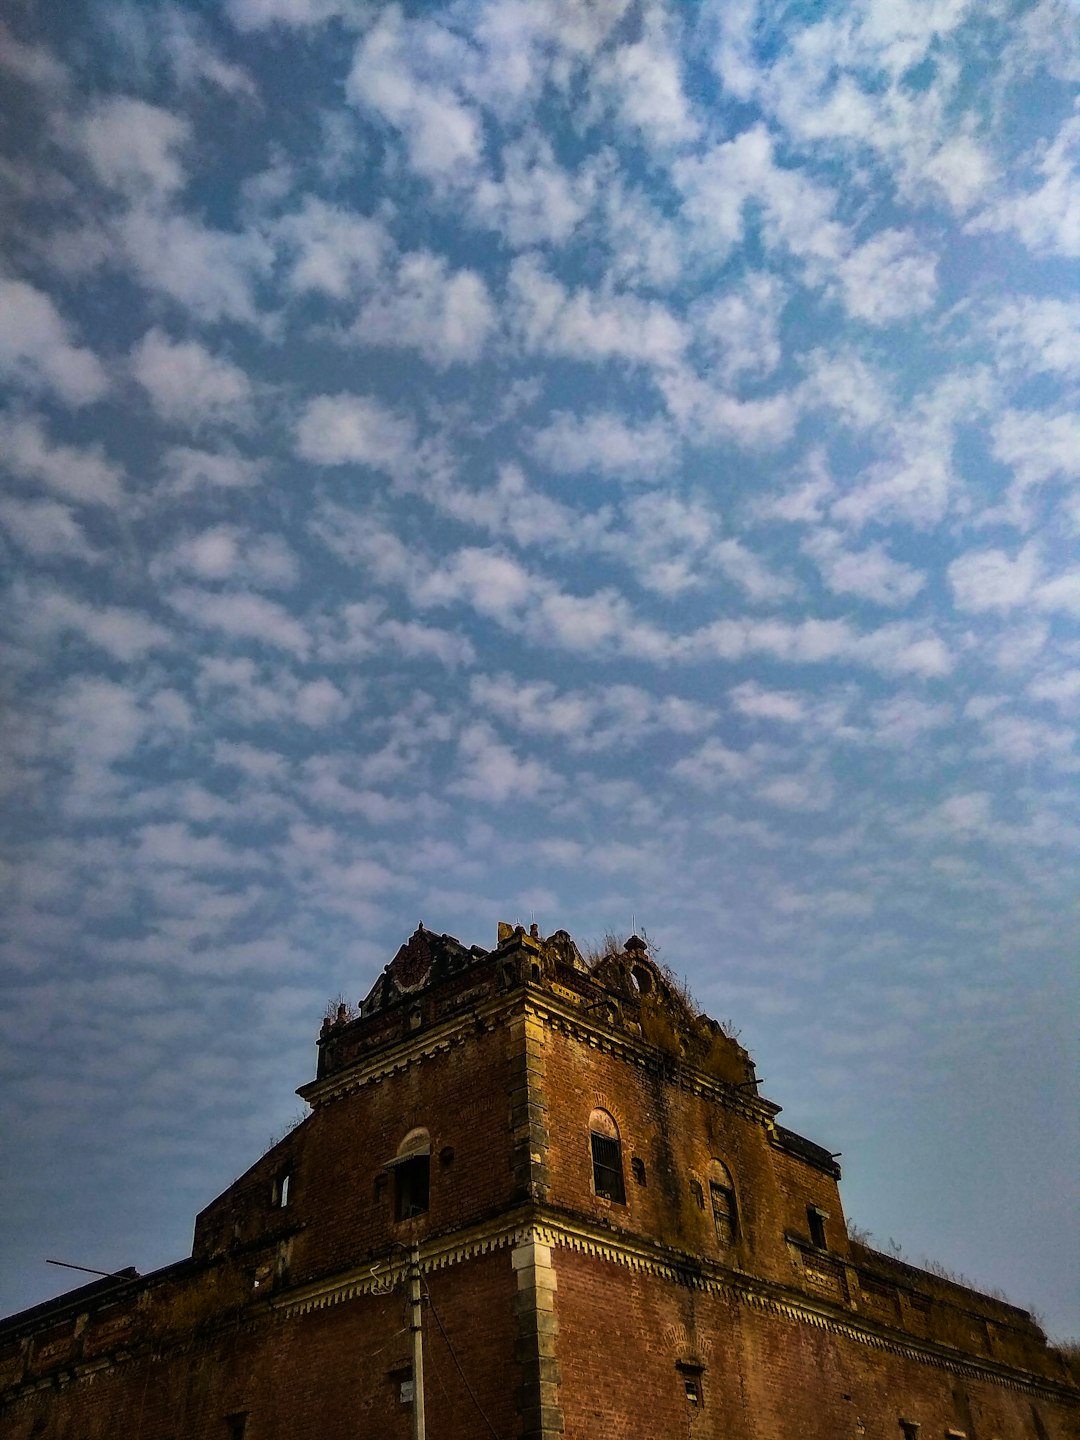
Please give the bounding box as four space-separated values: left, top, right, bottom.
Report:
0 0 1078 1339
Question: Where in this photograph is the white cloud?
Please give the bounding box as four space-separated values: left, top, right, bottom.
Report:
117 209 271 324
0 20 68 89
159 445 263 492
346 9 482 183
971 105 1080 258
508 255 686 368
353 251 495 365
690 614 951 678
757 772 833 811
451 722 554 803
73 97 190 199
131 329 253 428
226 0 360 29
869 695 953 747
470 673 712 752
156 527 299 590
0 280 108 405
433 464 597 552
714 538 797 603
0 497 98 561
168 586 313 655
676 124 845 272
1029 669 1080 710
672 737 757 788
22 588 173 660
277 198 388 300
529 411 676 480
0 413 124 506
730 681 805 724
598 14 699 146
294 393 415 472
992 409 1080 499
948 543 1041 613
803 528 925 607
601 181 683 289
658 366 799 449
472 138 595 247
949 542 1080 619
294 678 351 727
692 272 785 383
989 296 1080 379
833 228 938 325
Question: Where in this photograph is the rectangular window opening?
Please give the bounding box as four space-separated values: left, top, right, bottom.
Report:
590 1133 626 1204
225 1414 248 1440
275 1173 290 1208
807 1205 827 1249
900 1423 920 1440
684 1377 701 1406
711 1182 737 1245
394 1155 430 1220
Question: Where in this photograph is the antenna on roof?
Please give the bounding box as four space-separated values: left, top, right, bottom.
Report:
46 1259 139 1280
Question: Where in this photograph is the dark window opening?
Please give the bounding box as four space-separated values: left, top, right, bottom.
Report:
684 1377 701 1405
530 963 541 982
711 1182 738 1245
591 1132 626 1204
691 1179 705 1209
807 1206 827 1248
899 1423 920 1440
394 1156 430 1219
631 1156 646 1186
225 1414 248 1440
273 1172 290 1208
630 964 652 994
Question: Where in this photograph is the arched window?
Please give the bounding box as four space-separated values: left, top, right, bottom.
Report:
589 1109 625 1204
707 1159 738 1245
392 1127 430 1220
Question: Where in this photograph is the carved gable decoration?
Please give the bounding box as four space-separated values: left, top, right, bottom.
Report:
391 928 434 992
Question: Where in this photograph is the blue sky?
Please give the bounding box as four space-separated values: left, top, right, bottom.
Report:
1 0 1078 1339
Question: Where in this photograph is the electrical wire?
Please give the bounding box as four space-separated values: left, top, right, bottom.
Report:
424 1285 501 1439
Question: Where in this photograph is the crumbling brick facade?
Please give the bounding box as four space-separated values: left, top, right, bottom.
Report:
2 923 1077 1440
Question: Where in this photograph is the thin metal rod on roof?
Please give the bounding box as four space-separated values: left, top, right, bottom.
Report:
45 1259 138 1280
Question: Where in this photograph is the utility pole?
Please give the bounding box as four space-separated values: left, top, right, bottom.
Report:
408 1244 426 1440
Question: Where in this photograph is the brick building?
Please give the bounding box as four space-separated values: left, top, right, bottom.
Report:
2 923 1077 1439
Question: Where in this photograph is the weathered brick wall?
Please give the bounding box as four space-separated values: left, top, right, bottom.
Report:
194 1014 518 1286
538 1017 847 1291
0 1246 520 1440
553 1247 1079 1440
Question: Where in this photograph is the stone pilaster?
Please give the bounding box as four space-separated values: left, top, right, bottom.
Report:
513 1231 563 1440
